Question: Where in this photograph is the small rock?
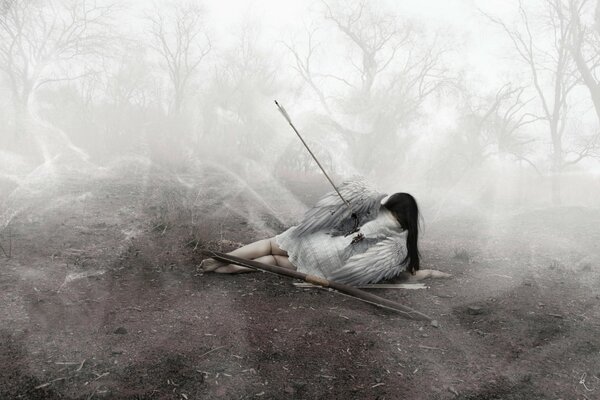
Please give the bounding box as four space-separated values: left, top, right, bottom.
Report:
95 389 111 398
113 327 128 335
292 381 307 389
447 386 459 396
467 306 484 315
283 386 295 395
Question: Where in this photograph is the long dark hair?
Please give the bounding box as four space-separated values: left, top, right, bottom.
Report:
383 193 421 274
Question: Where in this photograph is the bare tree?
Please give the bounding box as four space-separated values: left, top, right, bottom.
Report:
147 1 211 116
202 21 279 160
0 0 116 138
96 43 158 146
322 0 407 100
485 0 592 204
569 0 600 119
283 26 332 114
284 0 449 173
567 0 600 167
291 1 446 115
452 83 541 172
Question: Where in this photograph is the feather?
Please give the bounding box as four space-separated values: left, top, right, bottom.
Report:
293 177 387 236
328 234 408 286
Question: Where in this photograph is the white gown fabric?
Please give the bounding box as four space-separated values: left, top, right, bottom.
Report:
275 203 409 285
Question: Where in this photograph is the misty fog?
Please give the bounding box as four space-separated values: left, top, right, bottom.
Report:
1 0 599 210
1 0 599 399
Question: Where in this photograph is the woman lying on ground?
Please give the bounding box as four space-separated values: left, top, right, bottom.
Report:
201 178 450 285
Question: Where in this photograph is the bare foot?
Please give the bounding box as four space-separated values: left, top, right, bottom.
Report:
214 265 255 274
200 258 227 272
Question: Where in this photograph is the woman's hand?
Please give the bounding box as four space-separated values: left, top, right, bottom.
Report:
410 269 453 280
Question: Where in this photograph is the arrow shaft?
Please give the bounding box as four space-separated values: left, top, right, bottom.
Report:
274 100 353 212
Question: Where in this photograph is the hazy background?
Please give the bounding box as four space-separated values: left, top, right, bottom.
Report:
1 0 600 226
1 3 599 398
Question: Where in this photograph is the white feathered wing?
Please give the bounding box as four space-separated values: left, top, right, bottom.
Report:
293 177 387 236
327 233 409 286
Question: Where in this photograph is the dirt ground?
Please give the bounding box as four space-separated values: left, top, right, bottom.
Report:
1 164 599 399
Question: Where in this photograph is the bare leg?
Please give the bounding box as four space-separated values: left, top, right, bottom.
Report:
215 255 296 274
213 255 276 274
272 255 296 270
201 238 272 272
228 237 288 258
202 237 291 273
213 254 296 274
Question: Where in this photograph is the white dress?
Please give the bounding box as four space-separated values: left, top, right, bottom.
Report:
275 205 408 283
